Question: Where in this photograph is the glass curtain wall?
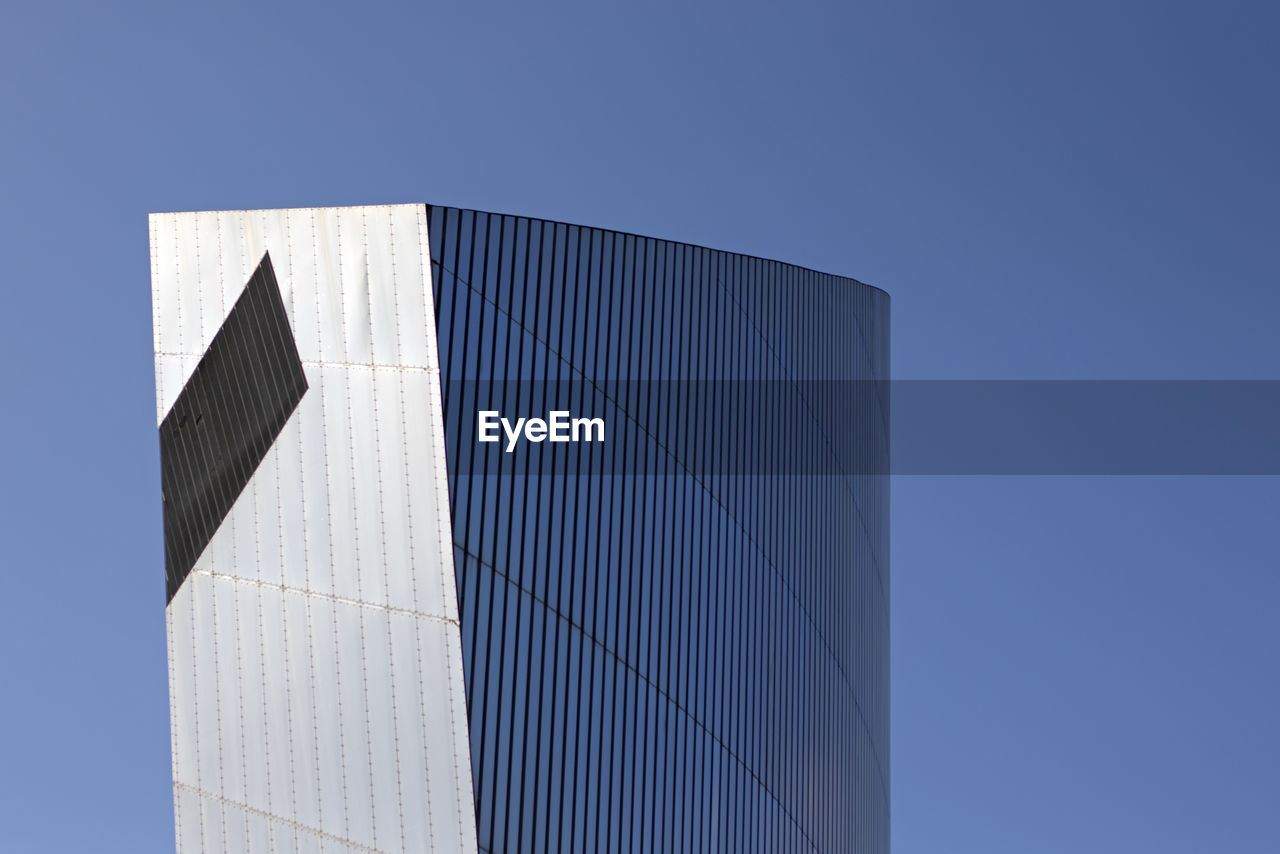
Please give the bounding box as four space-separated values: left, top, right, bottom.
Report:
426 206 889 854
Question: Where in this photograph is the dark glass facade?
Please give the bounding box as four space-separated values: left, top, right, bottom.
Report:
426 206 889 853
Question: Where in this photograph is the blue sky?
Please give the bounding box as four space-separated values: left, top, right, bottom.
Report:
1 1 1277 851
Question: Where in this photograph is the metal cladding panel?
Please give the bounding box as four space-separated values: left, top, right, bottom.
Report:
151 205 477 854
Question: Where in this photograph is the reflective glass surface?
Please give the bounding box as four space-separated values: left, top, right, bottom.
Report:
427 207 889 853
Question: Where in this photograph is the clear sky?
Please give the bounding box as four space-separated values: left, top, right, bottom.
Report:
1 1 1277 852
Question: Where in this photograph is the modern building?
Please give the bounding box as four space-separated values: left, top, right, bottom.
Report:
149 204 889 853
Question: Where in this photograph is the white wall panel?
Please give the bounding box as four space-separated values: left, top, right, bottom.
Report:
297 379 335 597
282 209 323 369
212 577 245 806
427 617 475 854
314 208 348 366
149 216 179 358
192 212 223 344
259 581 294 822
310 594 347 840
189 573 221 808
372 369 415 609
236 581 269 811
387 610 433 849
199 791 225 854
365 209 401 367
152 205 476 854
254 450 284 588
284 589 322 832
167 595 197 788
223 795 249 853
335 597 376 848
212 486 245 581
336 208 375 366
320 366 360 604
278 417 310 591
349 366 387 608
289 822 323 854
227 477 257 585
173 213 203 364
245 810 274 854
389 205 434 369
173 782 202 853
399 368 454 622
362 611 401 854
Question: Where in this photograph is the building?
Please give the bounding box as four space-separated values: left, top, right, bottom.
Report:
150 204 889 853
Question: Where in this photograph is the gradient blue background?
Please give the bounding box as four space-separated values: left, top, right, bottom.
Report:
2 1 1276 851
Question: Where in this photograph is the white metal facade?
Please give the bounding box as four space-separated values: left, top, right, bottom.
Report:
150 205 477 853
